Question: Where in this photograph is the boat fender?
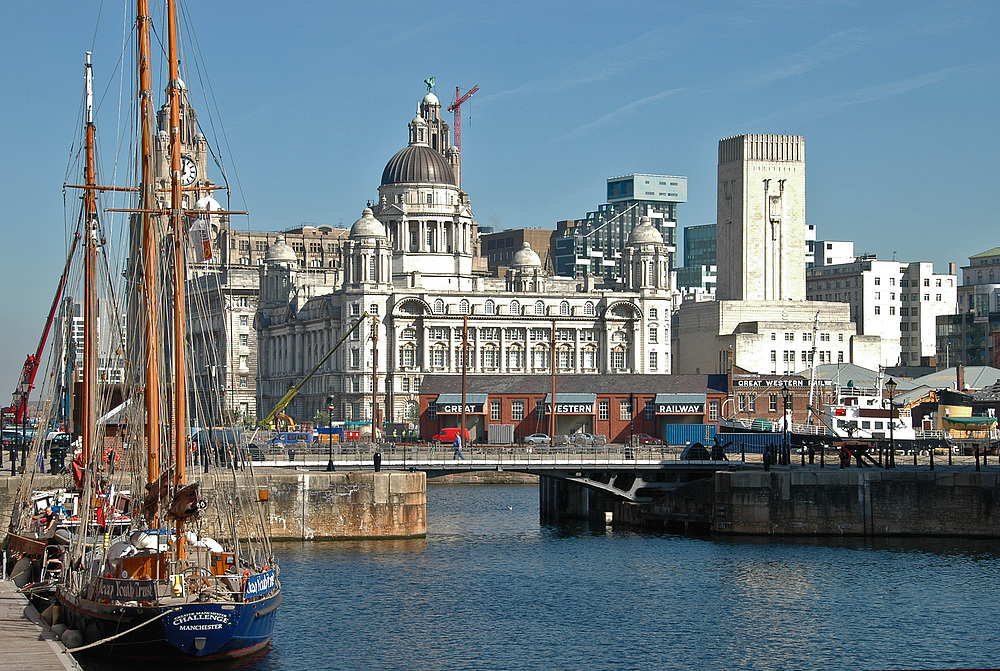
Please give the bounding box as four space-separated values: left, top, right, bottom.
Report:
241 569 251 592
61 629 84 649
10 558 36 588
51 623 68 639
195 537 224 553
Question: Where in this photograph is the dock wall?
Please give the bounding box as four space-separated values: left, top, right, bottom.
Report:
0 470 426 541
711 470 1000 537
630 470 1000 537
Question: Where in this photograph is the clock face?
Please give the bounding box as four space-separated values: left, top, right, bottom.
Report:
180 156 198 186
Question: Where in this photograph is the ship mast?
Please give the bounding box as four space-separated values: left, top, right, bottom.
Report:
81 52 98 466
166 0 188 558
137 0 161 490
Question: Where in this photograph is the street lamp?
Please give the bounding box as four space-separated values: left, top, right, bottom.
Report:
885 378 897 469
781 382 791 466
326 394 336 472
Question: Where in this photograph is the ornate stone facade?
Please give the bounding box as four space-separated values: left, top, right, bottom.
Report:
255 93 675 432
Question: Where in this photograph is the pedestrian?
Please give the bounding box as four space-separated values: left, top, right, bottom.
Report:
453 434 465 460
763 446 772 472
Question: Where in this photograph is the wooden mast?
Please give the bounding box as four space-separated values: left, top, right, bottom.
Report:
137 0 161 490
166 0 188 558
81 52 98 466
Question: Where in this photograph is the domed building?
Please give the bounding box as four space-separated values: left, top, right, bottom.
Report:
256 88 678 441
373 89 479 290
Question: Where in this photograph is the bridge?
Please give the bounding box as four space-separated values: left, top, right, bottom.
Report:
243 443 750 502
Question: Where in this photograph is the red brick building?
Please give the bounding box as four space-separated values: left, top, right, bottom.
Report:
419 374 728 444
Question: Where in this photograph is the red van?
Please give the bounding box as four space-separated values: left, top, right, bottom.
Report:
432 427 470 443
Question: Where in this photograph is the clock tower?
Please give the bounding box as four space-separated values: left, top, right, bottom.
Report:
152 78 227 235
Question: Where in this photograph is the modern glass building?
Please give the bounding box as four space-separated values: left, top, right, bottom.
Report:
553 174 685 282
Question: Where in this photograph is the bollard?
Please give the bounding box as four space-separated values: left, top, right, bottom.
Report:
373 450 382 472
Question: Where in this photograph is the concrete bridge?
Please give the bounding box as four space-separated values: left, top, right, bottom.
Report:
245 444 749 502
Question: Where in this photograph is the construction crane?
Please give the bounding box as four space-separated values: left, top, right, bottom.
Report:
3 230 82 427
259 313 370 430
446 84 478 187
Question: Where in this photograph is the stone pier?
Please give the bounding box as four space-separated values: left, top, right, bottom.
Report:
0 469 426 541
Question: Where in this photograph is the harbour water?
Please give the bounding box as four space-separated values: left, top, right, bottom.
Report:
82 483 999 670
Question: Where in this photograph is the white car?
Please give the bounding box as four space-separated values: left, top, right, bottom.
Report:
524 434 551 445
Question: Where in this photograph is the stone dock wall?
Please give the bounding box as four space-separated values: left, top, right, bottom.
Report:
624 470 1000 537
0 469 426 541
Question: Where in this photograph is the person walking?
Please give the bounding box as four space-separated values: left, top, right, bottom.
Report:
453 434 465 460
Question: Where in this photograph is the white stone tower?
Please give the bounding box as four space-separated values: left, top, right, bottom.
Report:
622 216 670 291
716 134 806 301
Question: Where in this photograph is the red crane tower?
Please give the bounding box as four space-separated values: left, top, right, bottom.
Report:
447 84 478 186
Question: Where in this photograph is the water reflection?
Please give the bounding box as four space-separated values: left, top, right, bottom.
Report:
80 483 1000 671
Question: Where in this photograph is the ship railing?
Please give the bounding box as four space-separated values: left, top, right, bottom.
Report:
790 422 831 436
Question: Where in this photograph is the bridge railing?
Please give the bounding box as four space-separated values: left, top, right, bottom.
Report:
250 441 710 465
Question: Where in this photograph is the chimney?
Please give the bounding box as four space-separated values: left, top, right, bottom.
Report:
949 262 957 275
957 364 965 391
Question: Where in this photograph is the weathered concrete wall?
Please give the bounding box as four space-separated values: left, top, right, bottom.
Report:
713 470 1000 537
430 471 538 485
0 470 426 541
539 476 613 524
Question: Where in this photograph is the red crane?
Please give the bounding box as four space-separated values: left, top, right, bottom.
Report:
446 84 478 186
4 230 81 426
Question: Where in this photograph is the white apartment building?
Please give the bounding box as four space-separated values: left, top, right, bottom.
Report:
806 259 957 367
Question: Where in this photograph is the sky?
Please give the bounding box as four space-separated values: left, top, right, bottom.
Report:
1 0 998 395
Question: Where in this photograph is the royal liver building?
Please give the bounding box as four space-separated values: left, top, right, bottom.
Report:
256 90 674 431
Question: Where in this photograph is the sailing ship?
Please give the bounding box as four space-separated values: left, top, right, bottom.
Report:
22 0 282 660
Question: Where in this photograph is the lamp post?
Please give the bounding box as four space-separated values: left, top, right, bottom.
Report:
326 394 336 471
781 382 791 466
885 377 897 469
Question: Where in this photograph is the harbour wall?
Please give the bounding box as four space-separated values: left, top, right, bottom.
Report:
609 470 1000 537
0 469 426 541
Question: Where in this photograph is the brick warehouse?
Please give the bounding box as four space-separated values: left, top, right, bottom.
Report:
418 374 729 444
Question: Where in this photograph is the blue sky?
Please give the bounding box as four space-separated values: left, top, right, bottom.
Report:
1 1 998 393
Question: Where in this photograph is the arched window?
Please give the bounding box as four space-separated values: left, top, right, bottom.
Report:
510 300 520 315
459 299 470 315
612 330 629 343
401 327 416 339
559 301 570 316
484 299 495 315
584 301 595 317
534 300 545 315
369 256 376 279
433 298 444 314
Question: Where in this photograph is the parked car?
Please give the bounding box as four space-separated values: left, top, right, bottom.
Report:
632 433 662 446
523 433 551 446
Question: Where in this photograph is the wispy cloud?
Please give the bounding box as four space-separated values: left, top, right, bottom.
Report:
740 27 873 89
480 29 668 104
557 87 686 141
742 59 999 127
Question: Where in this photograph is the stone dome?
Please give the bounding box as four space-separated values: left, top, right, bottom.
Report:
627 216 664 245
350 207 387 238
423 91 439 105
193 194 221 212
264 235 297 263
381 145 456 186
512 242 542 267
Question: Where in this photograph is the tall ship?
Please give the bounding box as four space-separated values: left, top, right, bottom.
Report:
1 0 281 660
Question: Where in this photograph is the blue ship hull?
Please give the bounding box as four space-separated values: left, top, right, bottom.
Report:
58 586 281 661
